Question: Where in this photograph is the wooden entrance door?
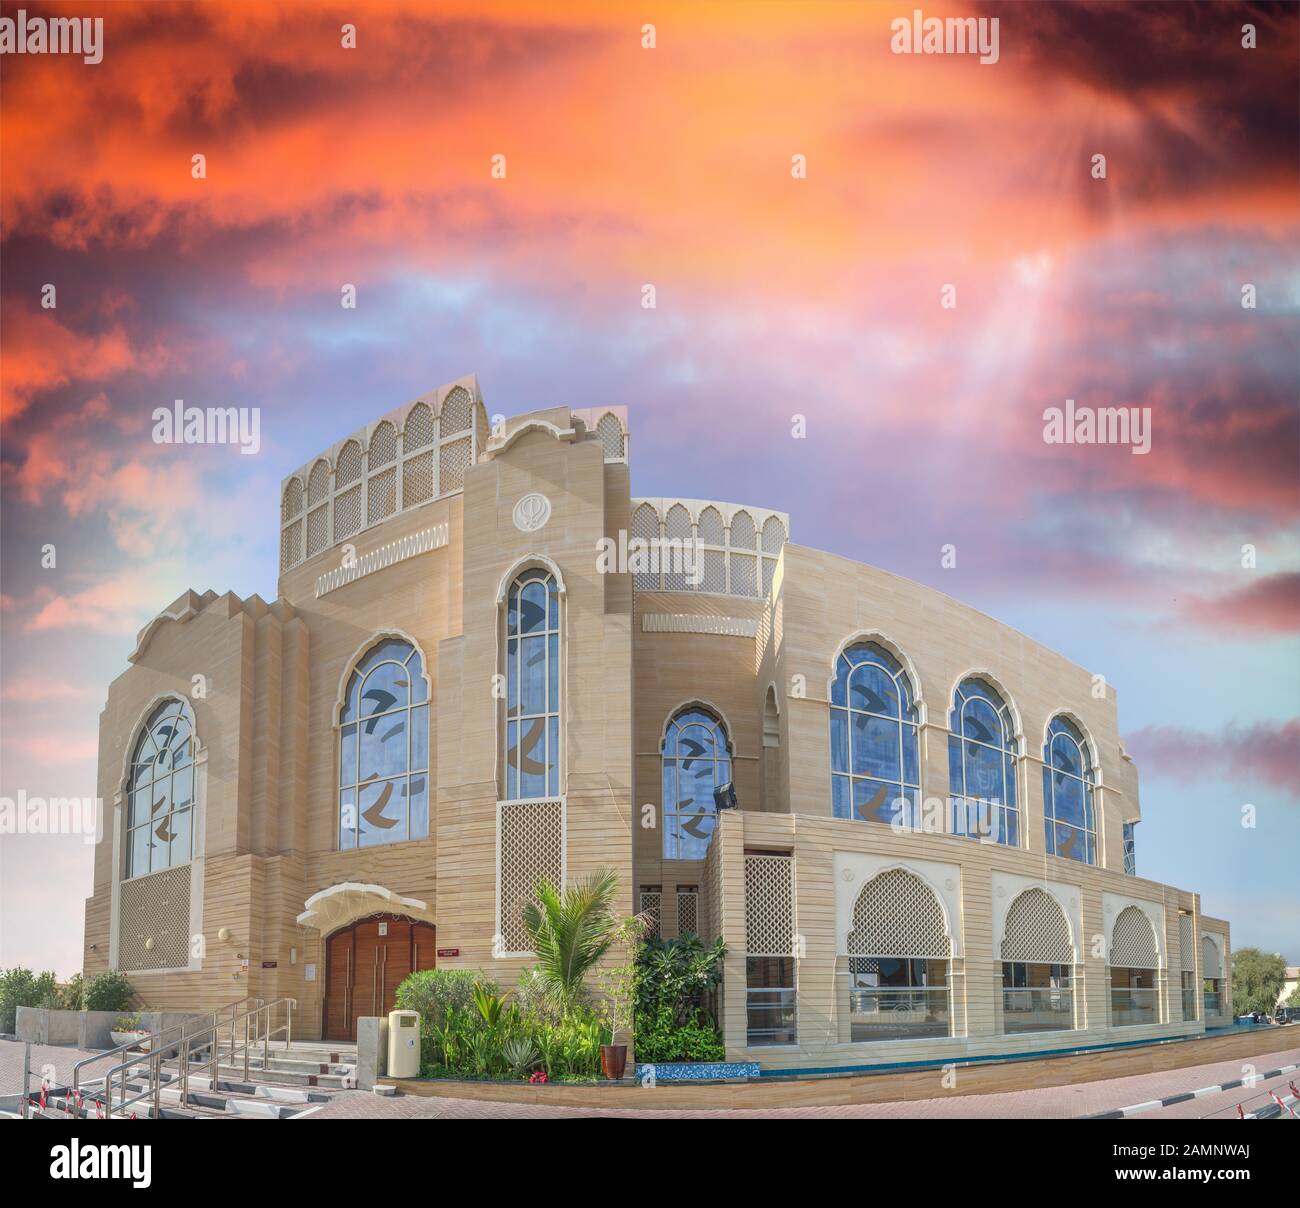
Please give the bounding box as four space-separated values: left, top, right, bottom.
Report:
323 916 436 1041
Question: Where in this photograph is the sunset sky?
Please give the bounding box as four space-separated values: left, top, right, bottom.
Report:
1 0 1297 975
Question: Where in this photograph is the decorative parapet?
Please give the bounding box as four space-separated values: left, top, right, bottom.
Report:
641 613 758 638
630 497 788 599
279 375 487 574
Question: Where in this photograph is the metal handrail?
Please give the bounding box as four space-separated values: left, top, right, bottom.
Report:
97 996 294 1119
70 994 264 1117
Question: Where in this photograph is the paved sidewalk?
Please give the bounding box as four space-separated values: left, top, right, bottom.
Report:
6 1039 1297 1119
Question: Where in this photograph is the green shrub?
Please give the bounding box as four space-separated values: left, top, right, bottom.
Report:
395 968 497 1027
84 970 134 1012
0 967 58 1032
58 973 85 1011
632 933 726 1061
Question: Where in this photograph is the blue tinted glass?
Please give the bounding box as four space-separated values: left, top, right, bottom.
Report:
853 777 897 825
520 580 548 633
547 717 559 795
849 664 899 717
1051 733 1080 777
831 658 849 707
360 713 408 781
518 718 546 797
965 739 1004 802
1053 771 1085 827
852 713 900 779
830 709 849 773
408 776 428 839
547 633 559 709
358 778 404 847
410 706 428 772
361 660 408 718
963 697 1001 745
1004 753 1017 806
521 635 546 714
340 723 357 785
832 774 850 818
902 724 919 785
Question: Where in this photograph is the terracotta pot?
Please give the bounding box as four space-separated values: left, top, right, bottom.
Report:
600 1043 628 1080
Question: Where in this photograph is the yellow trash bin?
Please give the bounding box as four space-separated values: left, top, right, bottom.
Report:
387 1010 421 1078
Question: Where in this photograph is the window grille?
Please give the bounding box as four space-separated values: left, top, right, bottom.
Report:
307 459 330 506
441 385 472 434
846 869 950 958
497 799 564 955
1179 913 1194 969
730 510 756 549
306 505 329 557
729 552 757 596
745 854 795 957
333 484 362 541
1111 905 1159 967
336 440 363 489
698 506 724 545
639 889 662 938
281 478 303 522
676 888 699 936
631 504 661 591
119 865 191 971
402 450 434 507
367 466 397 523
760 515 786 553
1001 889 1072 963
369 421 396 468
439 437 471 494
280 519 302 571
596 412 625 459
404 403 434 450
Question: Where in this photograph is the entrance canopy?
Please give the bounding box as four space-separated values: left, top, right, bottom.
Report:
296 882 434 931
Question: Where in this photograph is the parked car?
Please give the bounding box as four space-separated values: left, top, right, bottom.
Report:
1275 1007 1299 1025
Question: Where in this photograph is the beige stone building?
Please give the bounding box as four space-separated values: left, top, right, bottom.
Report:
83 374 1231 1068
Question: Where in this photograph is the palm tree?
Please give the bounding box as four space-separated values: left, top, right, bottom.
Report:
522 867 628 1011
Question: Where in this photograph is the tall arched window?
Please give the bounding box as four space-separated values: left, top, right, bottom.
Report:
504 569 561 800
1043 715 1097 865
338 638 429 849
948 677 1019 846
662 707 731 859
830 643 920 826
126 699 195 877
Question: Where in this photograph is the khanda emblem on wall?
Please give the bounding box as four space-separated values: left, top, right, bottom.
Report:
512 492 552 533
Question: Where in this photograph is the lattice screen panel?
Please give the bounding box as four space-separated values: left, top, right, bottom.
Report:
369 422 397 468
677 891 698 937
730 511 756 549
280 519 302 571
306 506 329 557
405 403 434 450
402 451 434 507
1200 935 1223 979
497 799 564 954
701 550 727 594
441 386 472 434
1001 888 1072 962
333 484 362 541
439 437 471 493
639 892 662 938
729 552 757 596
336 441 363 489
846 868 951 958
698 507 724 545
745 855 795 957
1179 914 1194 969
761 515 786 553
307 461 330 506
631 504 661 591
119 864 191 971
281 479 303 523
367 466 397 522
1111 906 1159 967
597 413 625 459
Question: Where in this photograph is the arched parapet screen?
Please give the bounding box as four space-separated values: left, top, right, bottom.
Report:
948 677 1019 846
1000 888 1076 1033
1109 905 1160 1026
338 638 430 849
844 868 951 1041
1043 715 1097 865
830 642 921 828
662 706 732 859
125 698 197 878
504 568 562 800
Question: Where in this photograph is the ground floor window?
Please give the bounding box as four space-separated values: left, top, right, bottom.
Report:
1111 966 1158 1026
746 957 797 1046
1202 978 1223 1017
848 957 950 1041
1001 962 1074 1033
1181 970 1197 1021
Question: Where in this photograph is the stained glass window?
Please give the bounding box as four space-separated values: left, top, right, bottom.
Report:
126 699 195 877
1042 715 1097 865
829 643 921 827
504 569 561 800
948 677 1019 846
338 638 429 848
662 707 731 859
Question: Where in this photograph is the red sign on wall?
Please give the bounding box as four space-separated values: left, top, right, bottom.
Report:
436 948 459 958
